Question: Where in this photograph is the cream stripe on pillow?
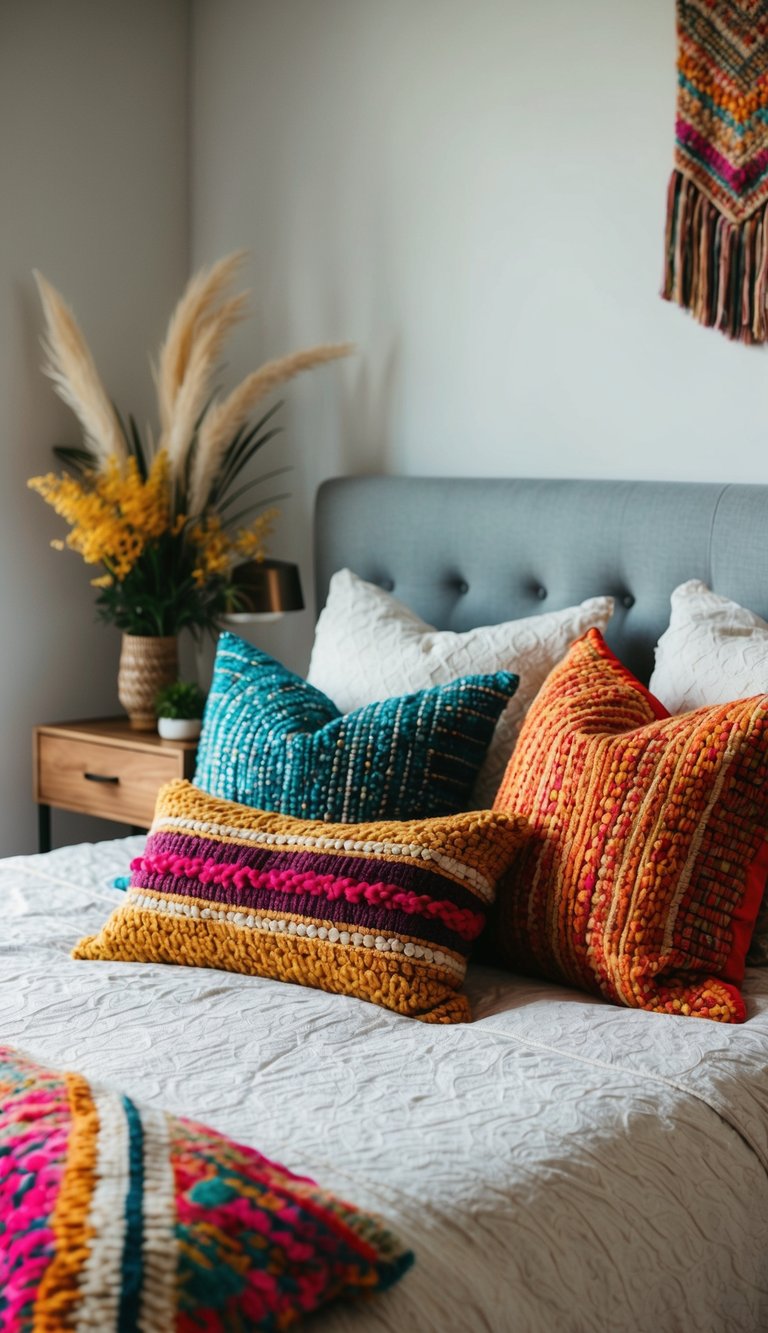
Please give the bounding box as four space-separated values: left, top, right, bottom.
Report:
308 569 614 807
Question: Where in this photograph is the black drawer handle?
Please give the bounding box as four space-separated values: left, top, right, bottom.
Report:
84 771 120 784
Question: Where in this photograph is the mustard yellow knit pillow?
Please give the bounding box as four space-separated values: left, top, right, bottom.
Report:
74 781 528 1023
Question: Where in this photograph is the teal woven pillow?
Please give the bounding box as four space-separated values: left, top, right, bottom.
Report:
194 632 518 820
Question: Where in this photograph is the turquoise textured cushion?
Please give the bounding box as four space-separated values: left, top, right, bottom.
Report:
194 632 518 820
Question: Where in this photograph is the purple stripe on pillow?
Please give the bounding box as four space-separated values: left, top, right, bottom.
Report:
142 830 489 915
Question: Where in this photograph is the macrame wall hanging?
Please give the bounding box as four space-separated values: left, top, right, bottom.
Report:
662 1 768 343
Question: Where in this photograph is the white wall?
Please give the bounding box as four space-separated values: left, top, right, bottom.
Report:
190 0 768 675
5 1 768 852
0 0 189 853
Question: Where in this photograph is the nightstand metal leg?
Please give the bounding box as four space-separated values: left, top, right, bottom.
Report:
38 804 51 854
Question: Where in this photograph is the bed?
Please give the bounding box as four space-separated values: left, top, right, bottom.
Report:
4 475 768 1332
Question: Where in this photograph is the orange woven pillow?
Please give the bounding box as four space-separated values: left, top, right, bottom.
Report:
493 629 768 1022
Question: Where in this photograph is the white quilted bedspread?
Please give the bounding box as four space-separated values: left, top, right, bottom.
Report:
3 837 768 1332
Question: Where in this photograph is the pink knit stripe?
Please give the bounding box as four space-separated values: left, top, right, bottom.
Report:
131 851 485 942
677 117 768 196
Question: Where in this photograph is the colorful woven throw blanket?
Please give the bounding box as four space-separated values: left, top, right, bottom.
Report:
662 1 768 341
0 1045 412 1331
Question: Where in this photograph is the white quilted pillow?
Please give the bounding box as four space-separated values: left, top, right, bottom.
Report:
308 569 614 807
650 580 768 714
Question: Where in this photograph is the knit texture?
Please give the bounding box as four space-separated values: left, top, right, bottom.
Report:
307 567 614 808
493 629 768 1022
0 1044 413 1332
74 780 528 1023
194 632 518 821
662 1 768 340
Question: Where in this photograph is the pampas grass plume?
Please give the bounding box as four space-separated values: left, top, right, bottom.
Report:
33 270 126 467
159 291 249 477
35 251 352 523
189 342 353 514
154 249 248 438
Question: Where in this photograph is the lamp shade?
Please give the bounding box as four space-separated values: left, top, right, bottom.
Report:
225 558 304 622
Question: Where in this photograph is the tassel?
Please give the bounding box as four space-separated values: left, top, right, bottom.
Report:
754 211 768 343
661 168 768 344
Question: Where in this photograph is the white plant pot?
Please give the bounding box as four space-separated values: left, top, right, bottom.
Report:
157 717 202 741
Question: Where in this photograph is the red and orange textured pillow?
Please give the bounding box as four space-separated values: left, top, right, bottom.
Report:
492 628 768 1023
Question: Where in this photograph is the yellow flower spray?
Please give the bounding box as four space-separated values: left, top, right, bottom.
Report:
28 252 351 635
29 453 171 579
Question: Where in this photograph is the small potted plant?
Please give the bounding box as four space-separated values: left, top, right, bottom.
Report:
155 681 207 741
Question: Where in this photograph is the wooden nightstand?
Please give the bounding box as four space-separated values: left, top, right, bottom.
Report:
33 718 198 852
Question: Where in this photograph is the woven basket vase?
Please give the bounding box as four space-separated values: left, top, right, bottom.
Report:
117 634 179 731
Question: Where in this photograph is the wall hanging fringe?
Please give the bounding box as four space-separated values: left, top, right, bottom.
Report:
662 1 768 344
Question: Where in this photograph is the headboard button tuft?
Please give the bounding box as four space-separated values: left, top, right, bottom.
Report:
456 579 469 595
537 587 547 601
622 593 635 609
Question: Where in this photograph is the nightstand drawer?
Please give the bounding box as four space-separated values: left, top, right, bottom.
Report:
36 734 183 827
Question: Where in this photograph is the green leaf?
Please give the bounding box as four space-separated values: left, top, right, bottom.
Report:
111 409 147 478
128 415 148 479
217 466 292 514
210 403 284 502
113 404 130 444
177 391 220 510
52 445 96 476
155 680 206 719
224 491 290 529
211 432 284 514
222 401 283 474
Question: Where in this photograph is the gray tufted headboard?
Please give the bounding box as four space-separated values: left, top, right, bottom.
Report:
315 476 768 683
